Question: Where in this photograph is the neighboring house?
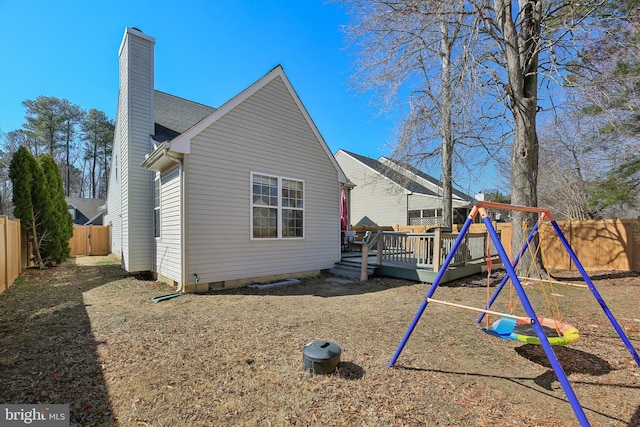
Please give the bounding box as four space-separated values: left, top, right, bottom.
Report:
66 197 106 225
335 149 474 228
104 27 348 292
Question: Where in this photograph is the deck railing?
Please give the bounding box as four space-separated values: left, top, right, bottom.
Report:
379 232 436 267
359 229 496 280
380 230 491 269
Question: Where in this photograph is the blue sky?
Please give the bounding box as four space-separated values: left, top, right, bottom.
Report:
0 0 493 195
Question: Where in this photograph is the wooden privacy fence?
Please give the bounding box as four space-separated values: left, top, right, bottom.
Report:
458 220 639 271
1 216 22 295
69 225 110 256
381 218 640 272
539 219 640 272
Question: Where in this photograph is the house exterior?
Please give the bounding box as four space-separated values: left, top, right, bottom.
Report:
104 27 348 292
334 149 474 228
66 197 106 225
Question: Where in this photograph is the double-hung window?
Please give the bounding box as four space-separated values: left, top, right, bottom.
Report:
251 172 304 239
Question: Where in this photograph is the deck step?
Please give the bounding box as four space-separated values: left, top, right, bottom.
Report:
329 259 377 279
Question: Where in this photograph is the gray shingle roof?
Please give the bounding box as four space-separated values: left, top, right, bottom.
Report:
383 157 475 202
341 149 473 202
341 150 439 196
153 91 216 143
66 197 106 225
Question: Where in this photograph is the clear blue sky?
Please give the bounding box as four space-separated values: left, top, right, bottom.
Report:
0 0 493 195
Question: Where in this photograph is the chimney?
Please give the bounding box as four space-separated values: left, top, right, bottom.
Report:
116 27 156 272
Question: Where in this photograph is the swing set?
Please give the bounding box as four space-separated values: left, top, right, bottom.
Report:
388 201 640 427
480 220 581 346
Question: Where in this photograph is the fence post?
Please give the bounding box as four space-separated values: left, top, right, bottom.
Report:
88 225 92 256
2 216 7 292
17 219 22 274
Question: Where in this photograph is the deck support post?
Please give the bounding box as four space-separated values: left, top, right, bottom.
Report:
360 243 369 281
433 228 442 271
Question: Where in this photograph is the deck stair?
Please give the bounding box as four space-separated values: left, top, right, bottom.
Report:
330 257 377 279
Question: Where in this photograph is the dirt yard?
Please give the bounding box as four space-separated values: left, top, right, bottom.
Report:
1 256 639 426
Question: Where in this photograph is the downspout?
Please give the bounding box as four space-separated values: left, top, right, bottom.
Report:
162 147 187 292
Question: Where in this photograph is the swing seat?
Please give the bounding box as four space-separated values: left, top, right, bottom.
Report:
482 317 517 338
512 317 580 346
484 316 579 346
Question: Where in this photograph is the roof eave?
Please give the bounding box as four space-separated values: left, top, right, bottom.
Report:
142 143 183 172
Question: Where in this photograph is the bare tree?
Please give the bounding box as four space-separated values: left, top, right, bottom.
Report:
531 1 640 220
471 0 634 259
537 110 597 220
343 0 493 229
343 0 632 267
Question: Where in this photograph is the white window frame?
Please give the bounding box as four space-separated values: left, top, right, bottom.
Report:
250 172 305 240
153 174 161 238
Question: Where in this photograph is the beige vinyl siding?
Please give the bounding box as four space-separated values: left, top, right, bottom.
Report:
335 151 409 227
120 31 155 272
185 76 340 283
155 167 181 282
109 36 131 260
406 193 446 212
105 118 122 256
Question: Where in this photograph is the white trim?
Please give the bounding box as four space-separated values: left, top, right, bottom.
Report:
167 66 347 183
336 149 419 195
84 212 104 225
336 149 467 203
378 155 470 203
250 171 305 240
119 27 156 57
153 174 161 239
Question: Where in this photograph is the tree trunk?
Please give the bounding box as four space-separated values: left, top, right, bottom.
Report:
92 138 98 199
30 210 44 269
440 14 454 229
510 101 540 267
496 0 544 271
66 134 71 197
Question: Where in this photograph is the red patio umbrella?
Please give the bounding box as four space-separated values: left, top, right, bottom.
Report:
340 188 348 232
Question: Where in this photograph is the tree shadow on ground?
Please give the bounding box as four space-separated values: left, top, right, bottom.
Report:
629 405 640 427
0 262 127 426
551 270 640 283
396 364 637 426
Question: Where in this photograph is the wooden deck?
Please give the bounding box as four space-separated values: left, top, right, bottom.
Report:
336 250 484 283
335 229 497 283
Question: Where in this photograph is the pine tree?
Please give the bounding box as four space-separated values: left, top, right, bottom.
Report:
8 146 45 267
81 109 114 198
39 154 73 264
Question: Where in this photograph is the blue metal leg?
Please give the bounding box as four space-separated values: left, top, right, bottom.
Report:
483 217 590 426
389 215 476 368
551 221 640 367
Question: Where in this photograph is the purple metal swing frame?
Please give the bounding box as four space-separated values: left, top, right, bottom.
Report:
388 201 640 427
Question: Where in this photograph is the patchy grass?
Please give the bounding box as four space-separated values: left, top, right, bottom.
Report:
1 259 640 426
